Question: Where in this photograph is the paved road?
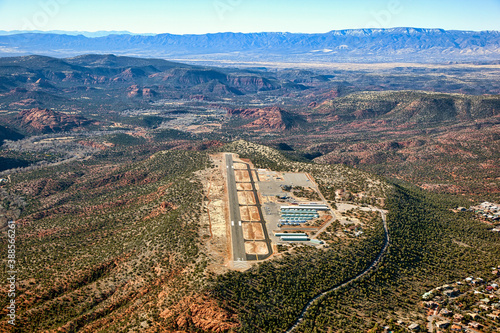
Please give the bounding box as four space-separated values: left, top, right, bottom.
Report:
225 154 247 262
286 210 389 333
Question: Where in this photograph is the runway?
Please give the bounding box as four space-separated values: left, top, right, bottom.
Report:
225 154 247 262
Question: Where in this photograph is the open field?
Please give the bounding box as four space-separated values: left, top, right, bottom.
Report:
239 206 250 221
242 222 265 240
235 170 251 182
237 191 256 205
197 154 231 274
248 206 260 221
234 163 248 170
240 206 261 221
244 241 269 255
237 183 253 191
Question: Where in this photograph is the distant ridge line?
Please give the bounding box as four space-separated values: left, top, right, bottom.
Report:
1 28 499 63
1 27 499 37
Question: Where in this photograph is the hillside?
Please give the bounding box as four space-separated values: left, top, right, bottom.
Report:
0 54 498 202
314 90 500 125
0 54 285 111
0 26 499 333
0 136 499 332
211 142 500 332
0 138 388 332
295 185 500 332
227 107 305 131
1 28 500 62
212 183 500 332
16 107 93 134
0 143 238 332
0 124 23 145
0 138 390 332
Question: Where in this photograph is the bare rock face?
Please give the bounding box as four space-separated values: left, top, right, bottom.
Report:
227 76 278 92
33 78 55 89
17 108 91 133
126 85 157 98
160 295 239 333
228 106 302 131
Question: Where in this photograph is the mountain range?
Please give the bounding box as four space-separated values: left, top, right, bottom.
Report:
0 30 143 37
1 28 500 62
0 54 284 105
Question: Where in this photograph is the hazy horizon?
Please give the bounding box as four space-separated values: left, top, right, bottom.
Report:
1 26 500 37
0 0 499 35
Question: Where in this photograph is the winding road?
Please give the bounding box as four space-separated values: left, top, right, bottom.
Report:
286 210 389 333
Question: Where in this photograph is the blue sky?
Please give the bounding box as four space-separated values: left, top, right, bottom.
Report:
0 0 499 34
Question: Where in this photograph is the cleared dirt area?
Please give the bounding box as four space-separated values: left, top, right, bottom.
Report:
240 206 251 221
244 241 269 255
240 206 260 221
237 191 256 205
196 154 230 274
235 170 251 182
236 183 253 191
248 206 260 221
242 222 265 240
233 163 248 170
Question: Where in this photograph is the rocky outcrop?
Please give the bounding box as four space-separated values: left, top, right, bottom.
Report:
32 78 56 89
227 75 278 92
160 295 238 333
154 69 279 93
228 106 304 131
126 85 157 98
17 108 92 133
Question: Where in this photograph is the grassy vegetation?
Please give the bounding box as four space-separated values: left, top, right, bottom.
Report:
209 179 500 332
1 137 499 332
120 115 170 128
0 146 215 332
1 53 499 332
104 133 147 146
212 220 386 332
295 184 500 332
289 186 321 201
152 128 197 141
315 90 500 125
